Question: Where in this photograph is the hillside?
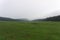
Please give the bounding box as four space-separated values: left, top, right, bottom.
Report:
0 17 28 21
44 15 60 21
33 15 60 21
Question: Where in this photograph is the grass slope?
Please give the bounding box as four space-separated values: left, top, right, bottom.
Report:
0 21 60 40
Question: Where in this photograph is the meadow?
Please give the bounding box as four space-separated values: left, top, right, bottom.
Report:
0 21 60 40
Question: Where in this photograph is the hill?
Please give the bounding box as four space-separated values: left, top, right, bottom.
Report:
44 15 60 21
0 17 29 21
33 15 60 21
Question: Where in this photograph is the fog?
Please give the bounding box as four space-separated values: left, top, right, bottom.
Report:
0 0 60 20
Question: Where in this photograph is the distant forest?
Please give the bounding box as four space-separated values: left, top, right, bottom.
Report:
0 17 28 21
33 15 60 21
0 15 60 21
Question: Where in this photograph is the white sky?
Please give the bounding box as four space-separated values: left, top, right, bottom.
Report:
0 0 60 20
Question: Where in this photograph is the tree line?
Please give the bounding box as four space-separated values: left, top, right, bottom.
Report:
33 15 60 21
0 17 28 21
0 15 60 21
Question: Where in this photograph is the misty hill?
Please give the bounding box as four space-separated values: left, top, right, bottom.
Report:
0 17 28 21
0 17 16 21
44 15 60 21
33 15 60 21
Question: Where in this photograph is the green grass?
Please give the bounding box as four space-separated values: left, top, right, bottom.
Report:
0 21 60 40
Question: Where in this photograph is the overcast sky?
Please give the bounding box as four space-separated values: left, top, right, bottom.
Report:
0 0 60 20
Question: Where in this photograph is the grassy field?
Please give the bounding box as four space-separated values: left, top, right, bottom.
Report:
0 21 60 40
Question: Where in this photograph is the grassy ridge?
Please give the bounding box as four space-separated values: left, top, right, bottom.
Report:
0 22 60 40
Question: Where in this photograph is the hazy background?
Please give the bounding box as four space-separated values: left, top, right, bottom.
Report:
0 0 60 20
